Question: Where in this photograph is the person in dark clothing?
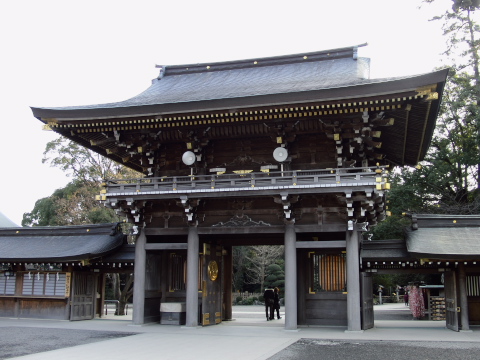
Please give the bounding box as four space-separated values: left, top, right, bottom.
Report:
273 287 282 319
263 288 274 320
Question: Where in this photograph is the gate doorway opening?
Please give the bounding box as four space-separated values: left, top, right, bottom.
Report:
371 273 444 323
139 233 290 327
98 272 134 321
361 267 480 331
231 243 285 326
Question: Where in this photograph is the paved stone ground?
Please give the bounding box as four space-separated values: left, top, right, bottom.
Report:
0 304 460 360
0 327 137 360
374 303 413 321
267 339 480 360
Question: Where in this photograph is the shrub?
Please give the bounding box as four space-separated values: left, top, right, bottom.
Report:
243 297 255 305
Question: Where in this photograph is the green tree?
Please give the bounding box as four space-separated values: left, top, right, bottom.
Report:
426 0 480 187
42 137 135 182
22 179 120 226
22 196 58 226
264 263 285 291
232 246 249 292
23 137 139 316
22 138 140 226
371 1 480 237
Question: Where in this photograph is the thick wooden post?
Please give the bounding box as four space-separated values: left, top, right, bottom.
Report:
223 245 233 320
346 228 362 331
160 251 168 304
284 223 297 330
186 225 199 327
458 263 470 331
98 273 106 318
132 229 146 325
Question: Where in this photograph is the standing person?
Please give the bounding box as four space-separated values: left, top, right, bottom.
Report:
263 288 274 321
273 287 282 319
404 291 409 306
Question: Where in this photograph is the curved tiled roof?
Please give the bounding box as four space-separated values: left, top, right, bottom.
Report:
46 57 370 109
29 45 449 167
361 239 412 261
0 223 125 262
32 45 376 119
362 215 480 262
406 227 480 259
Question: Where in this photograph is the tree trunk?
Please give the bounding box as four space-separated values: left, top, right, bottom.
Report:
117 273 134 316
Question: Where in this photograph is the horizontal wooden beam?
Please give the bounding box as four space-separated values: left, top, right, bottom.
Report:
144 240 347 249
145 243 188 250
106 185 377 202
144 224 347 236
296 240 345 249
363 268 441 275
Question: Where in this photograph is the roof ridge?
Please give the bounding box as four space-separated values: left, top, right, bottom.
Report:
157 44 367 77
0 222 121 236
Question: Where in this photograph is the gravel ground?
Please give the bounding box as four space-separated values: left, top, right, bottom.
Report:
0 327 137 360
267 339 480 360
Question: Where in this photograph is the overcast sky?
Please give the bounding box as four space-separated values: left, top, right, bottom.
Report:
0 0 463 225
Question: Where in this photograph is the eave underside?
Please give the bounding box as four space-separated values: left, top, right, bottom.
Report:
42 87 442 172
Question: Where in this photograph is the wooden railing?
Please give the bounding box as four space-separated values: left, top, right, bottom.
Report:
102 166 387 197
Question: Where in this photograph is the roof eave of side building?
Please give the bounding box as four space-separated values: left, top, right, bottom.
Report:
0 223 126 263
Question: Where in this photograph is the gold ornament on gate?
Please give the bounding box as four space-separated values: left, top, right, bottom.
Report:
208 260 218 281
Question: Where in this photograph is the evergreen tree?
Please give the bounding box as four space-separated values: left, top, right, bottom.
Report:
22 137 141 226
371 1 480 240
264 263 285 292
244 245 284 292
23 137 139 315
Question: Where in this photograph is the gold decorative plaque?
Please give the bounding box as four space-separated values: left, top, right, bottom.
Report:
208 260 219 281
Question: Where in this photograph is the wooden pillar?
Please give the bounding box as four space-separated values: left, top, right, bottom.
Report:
133 229 146 325
458 263 470 331
284 222 297 330
98 273 106 318
160 251 168 304
14 264 22 318
346 228 362 331
186 225 199 327
223 245 233 320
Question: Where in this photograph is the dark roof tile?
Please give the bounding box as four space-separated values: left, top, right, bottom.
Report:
406 227 480 259
0 223 125 262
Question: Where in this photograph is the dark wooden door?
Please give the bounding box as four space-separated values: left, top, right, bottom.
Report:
361 272 374 330
201 242 222 326
445 271 459 331
70 273 96 321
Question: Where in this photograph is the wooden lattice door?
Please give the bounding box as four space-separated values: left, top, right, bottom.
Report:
361 272 374 330
201 242 222 326
70 273 96 321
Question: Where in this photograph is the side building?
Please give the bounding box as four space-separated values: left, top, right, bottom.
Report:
0 223 133 320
